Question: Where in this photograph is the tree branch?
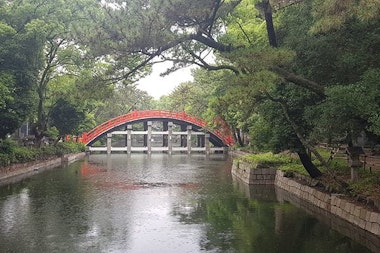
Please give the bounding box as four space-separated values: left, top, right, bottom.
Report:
185 48 240 74
271 66 326 96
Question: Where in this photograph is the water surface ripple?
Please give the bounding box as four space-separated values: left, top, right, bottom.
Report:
0 154 376 252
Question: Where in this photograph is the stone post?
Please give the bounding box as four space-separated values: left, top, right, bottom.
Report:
147 121 152 154
205 133 210 155
143 121 148 147
346 147 365 182
168 122 173 154
127 124 132 154
180 125 187 147
187 125 192 154
163 121 168 147
106 133 112 155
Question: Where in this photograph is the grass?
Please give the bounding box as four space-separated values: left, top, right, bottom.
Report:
238 149 380 200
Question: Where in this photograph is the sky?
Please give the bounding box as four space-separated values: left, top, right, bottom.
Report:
136 62 194 99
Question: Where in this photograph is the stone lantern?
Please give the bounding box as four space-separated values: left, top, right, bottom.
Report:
345 146 365 182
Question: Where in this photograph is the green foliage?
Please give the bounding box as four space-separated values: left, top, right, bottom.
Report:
50 98 85 137
348 171 380 198
310 0 380 33
55 141 86 156
0 9 40 139
307 69 380 142
240 152 291 164
239 152 300 169
0 139 85 167
94 84 154 124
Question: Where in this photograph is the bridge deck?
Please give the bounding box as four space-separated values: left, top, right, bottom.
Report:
88 146 227 153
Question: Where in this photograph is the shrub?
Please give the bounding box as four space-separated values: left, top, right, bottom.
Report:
56 141 85 155
240 152 295 166
0 139 85 168
239 152 309 175
0 153 10 167
12 146 37 163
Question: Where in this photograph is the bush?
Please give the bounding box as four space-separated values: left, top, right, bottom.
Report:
12 146 38 163
0 153 10 167
239 152 309 175
240 152 295 166
56 141 85 155
0 139 85 168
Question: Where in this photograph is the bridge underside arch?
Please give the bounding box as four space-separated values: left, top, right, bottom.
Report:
81 111 234 148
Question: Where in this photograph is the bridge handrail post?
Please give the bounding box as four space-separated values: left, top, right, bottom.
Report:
168 122 173 154
187 125 192 154
106 133 112 155
147 121 152 154
127 125 132 154
205 133 210 155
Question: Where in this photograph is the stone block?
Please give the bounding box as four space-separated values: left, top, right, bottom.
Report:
359 219 366 229
340 199 346 210
370 212 379 223
345 203 353 214
337 207 343 217
366 221 372 231
366 211 372 221
354 206 362 217
371 222 380 236
359 208 367 220
349 214 355 224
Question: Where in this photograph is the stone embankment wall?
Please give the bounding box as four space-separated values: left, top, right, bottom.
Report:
231 160 276 185
0 153 86 182
232 160 380 237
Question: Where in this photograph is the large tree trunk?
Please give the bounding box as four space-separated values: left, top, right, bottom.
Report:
233 127 244 147
234 127 244 146
297 148 323 178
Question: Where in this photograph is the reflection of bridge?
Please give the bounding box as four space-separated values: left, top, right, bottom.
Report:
81 110 235 154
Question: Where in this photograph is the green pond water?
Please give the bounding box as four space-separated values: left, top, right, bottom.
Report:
0 154 377 253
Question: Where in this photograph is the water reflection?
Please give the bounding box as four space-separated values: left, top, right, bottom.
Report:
0 154 377 252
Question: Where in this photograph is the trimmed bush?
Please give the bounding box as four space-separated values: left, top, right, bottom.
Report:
0 139 85 168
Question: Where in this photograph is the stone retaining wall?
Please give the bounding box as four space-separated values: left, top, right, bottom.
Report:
231 160 276 185
232 160 380 236
0 152 86 183
276 170 380 236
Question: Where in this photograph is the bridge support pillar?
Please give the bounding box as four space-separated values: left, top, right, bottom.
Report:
187 125 192 154
107 133 112 154
163 121 168 147
181 125 187 147
143 122 148 147
127 124 132 154
197 135 204 147
168 122 173 154
205 133 210 155
147 121 152 154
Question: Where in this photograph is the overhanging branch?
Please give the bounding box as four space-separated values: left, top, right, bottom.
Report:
271 66 326 96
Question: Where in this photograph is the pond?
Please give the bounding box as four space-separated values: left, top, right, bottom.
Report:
0 154 377 252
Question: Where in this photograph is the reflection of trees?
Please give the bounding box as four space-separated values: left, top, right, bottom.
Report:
0 162 92 252
172 181 278 252
274 205 371 253
171 183 372 253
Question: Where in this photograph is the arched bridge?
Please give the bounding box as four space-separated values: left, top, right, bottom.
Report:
80 110 235 153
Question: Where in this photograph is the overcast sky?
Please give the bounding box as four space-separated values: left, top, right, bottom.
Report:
136 62 194 99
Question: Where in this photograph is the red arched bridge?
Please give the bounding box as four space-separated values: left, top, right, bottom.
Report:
79 110 235 154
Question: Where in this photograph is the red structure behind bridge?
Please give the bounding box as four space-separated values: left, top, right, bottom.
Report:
80 110 235 147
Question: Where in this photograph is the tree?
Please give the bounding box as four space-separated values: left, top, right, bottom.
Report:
0 7 42 139
94 84 154 124
50 98 85 141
